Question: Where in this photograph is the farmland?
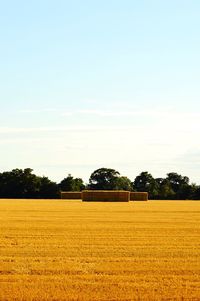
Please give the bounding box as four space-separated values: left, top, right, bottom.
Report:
0 200 200 300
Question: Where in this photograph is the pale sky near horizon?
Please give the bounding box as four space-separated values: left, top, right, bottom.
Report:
1 0 200 184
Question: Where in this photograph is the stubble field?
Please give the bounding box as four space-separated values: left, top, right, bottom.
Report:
0 199 200 301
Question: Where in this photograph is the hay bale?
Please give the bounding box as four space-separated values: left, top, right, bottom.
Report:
130 192 148 201
61 192 82 199
82 190 130 202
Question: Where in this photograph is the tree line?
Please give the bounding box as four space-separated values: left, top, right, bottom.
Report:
0 167 199 200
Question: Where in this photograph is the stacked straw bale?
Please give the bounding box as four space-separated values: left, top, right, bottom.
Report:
130 192 148 201
61 192 82 199
82 190 130 202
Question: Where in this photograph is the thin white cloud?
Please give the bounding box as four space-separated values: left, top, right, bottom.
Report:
61 107 177 118
19 105 200 121
0 125 141 134
19 108 58 113
60 112 73 116
59 105 200 119
61 108 167 118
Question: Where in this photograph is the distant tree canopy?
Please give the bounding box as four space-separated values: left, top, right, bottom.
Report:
88 168 132 191
89 168 120 190
58 174 85 192
133 171 159 199
114 176 132 191
0 168 59 199
131 171 200 200
0 167 200 200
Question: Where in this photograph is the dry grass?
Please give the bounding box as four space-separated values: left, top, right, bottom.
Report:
0 199 200 300
82 190 130 202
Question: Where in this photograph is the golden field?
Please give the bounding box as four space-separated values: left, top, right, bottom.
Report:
0 200 200 301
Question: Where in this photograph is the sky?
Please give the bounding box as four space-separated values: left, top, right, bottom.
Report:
1 0 200 184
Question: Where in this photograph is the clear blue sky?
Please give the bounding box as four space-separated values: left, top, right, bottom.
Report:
1 0 200 183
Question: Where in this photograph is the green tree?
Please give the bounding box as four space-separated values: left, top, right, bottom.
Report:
166 172 190 199
192 185 200 200
0 168 40 198
114 176 132 191
89 168 120 190
38 176 59 198
133 171 159 199
0 168 59 199
59 174 85 191
155 178 175 199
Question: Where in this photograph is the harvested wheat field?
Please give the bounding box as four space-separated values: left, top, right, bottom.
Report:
0 200 200 301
